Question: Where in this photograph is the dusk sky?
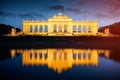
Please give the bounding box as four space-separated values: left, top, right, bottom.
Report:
0 0 120 29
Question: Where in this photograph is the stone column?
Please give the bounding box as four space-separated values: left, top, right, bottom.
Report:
76 25 78 32
57 25 59 32
56 25 57 32
62 25 64 32
42 53 44 61
81 53 83 60
37 52 39 60
76 53 78 60
90 24 93 33
68 23 72 33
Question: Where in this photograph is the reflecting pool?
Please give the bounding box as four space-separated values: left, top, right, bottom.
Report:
0 47 120 80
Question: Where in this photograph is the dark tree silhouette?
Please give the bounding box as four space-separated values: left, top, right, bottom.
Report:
0 24 21 36
99 22 120 35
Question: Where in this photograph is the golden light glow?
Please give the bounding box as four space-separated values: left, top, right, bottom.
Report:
10 48 110 74
22 13 98 36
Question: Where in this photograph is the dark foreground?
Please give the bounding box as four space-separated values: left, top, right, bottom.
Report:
1 36 120 42
0 45 120 80
0 36 120 80
0 36 120 49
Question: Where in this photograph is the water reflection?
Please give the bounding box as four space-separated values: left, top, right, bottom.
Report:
10 48 110 74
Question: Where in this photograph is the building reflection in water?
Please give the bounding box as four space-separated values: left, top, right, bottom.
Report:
10 48 110 74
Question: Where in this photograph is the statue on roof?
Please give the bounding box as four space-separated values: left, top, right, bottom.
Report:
57 12 63 16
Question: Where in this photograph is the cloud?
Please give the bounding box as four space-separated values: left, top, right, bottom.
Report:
0 11 44 18
66 8 80 13
93 0 120 18
17 14 33 18
32 13 44 17
49 5 64 11
17 13 44 18
0 11 16 16
94 13 110 18
107 0 120 15
78 0 90 5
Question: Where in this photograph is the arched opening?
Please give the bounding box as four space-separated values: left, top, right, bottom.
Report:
83 25 86 32
39 53 42 59
40 25 43 32
83 53 86 59
53 24 57 32
59 25 62 32
44 53 48 59
88 53 91 60
30 52 32 59
78 53 81 59
64 24 67 32
34 52 37 59
73 53 76 60
30 25 32 32
45 25 48 32
73 25 76 32
34 25 38 32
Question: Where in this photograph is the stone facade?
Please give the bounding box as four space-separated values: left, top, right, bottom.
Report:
10 48 110 73
22 13 98 36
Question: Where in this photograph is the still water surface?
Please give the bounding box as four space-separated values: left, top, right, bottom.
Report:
0 47 120 80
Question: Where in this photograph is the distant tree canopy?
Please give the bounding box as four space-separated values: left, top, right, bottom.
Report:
99 22 120 35
0 24 21 36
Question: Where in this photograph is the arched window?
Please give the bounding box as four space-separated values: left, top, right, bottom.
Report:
44 53 48 59
30 52 32 59
72 25 76 32
78 53 81 59
34 52 37 59
45 25 48 32
40 25 43 32
59 25 62 32
30 25 32 32
39 53 42 59
34 25 38 32
83 52 86 59
83 25 86 32
88 53 91 59
73 53 76 60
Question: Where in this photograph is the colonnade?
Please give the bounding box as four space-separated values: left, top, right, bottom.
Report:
53 24 67 32
20 49 98 62
23 24 95 33
22 13 98 36
10 48 111 73
29 25 48 33
72 25 91 32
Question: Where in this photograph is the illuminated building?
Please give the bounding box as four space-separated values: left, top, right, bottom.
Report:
22 13 98 36
10 48 110 73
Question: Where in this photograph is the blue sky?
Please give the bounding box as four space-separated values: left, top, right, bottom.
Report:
0 0 120 29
